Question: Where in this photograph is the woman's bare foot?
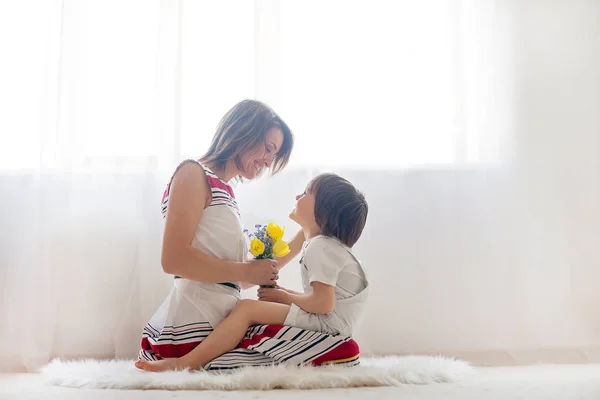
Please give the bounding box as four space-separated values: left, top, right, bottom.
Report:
134 358 185 372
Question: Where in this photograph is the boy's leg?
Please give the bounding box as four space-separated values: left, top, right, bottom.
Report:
135 299 290 372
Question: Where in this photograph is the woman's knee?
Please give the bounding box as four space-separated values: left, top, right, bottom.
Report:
233 299 256 314
228 299 258 323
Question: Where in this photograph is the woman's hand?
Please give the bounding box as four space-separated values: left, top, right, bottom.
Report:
257 286 291 305
243 258 279 286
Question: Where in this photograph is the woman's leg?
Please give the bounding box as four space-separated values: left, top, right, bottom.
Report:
135 299 290 371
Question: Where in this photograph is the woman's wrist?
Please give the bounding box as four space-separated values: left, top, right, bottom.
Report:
228 260 250 282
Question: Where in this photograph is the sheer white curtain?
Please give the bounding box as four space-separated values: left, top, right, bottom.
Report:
1 0 600 373
0 0 183 373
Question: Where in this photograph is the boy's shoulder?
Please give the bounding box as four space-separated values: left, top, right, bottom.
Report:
304 235 352 258
305 234 337 248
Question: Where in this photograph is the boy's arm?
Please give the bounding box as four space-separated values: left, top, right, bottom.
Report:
267 284 304 295
275 229 305 270
281 287 304 296
258 282 335 314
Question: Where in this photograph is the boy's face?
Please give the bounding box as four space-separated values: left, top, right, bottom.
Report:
289 186 317 229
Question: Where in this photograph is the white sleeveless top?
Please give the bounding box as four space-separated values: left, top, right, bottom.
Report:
160 160 248 289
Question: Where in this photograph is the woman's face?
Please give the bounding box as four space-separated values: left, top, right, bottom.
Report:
239 127 284 180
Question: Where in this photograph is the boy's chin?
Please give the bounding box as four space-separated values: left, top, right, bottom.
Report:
289 212 299 224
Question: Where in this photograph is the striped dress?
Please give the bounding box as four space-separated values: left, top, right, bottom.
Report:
139 160 247 361
138 160 361 368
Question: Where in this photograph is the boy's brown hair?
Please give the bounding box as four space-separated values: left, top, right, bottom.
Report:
308 173 368 247
201 99 294 178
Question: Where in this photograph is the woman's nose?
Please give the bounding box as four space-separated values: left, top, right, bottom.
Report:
263 154 274 167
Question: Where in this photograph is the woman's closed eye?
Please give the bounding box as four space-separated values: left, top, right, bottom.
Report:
265 141 278 155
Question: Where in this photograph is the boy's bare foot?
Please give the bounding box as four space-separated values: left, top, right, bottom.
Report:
134 358 185 372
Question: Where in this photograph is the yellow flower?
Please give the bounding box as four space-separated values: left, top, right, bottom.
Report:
250 238 265 257
272 240 291 257
266 222 285 242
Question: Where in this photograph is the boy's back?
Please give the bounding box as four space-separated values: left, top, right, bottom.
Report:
284 235 369 337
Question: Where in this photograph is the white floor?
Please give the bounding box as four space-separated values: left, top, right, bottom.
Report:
2 364 600 400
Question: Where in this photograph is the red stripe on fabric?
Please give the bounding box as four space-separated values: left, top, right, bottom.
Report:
141 337 202 359
238 325 285 348
237 325 360 366
309 339 360 366
206 175 235 199
161 184 170 204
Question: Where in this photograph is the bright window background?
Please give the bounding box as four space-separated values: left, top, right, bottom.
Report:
179 0 509 169
0 0 509 172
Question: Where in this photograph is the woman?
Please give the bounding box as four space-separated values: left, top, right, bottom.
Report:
138 99 303 362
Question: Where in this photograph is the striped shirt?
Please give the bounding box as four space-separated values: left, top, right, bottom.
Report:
160 160 240 218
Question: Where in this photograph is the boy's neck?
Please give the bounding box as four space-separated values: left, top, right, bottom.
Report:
302 226 321 241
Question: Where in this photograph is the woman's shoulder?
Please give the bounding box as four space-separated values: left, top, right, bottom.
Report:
171 158 206 179
171 159 230 191
164 159 213 206
173 160 239 214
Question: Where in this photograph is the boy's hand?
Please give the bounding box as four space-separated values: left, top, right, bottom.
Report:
257 286 291 305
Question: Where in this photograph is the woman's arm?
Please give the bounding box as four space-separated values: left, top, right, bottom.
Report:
240 281 256 290
161 163 277 286
258 282 335 314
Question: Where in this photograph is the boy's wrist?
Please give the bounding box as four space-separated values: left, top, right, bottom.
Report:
283 292 294 305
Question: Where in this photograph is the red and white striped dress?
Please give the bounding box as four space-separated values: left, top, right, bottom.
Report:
139 160 248 360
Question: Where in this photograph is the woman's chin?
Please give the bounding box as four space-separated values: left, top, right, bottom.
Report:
244 167 263 181
240 170 257 181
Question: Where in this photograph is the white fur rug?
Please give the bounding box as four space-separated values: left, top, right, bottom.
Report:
39 356 474 390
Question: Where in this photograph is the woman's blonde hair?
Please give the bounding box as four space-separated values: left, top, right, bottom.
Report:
200 100 294 178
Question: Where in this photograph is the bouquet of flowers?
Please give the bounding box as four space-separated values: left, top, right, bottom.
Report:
245 222 291 288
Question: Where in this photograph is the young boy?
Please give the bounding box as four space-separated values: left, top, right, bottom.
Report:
135 173 369 371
